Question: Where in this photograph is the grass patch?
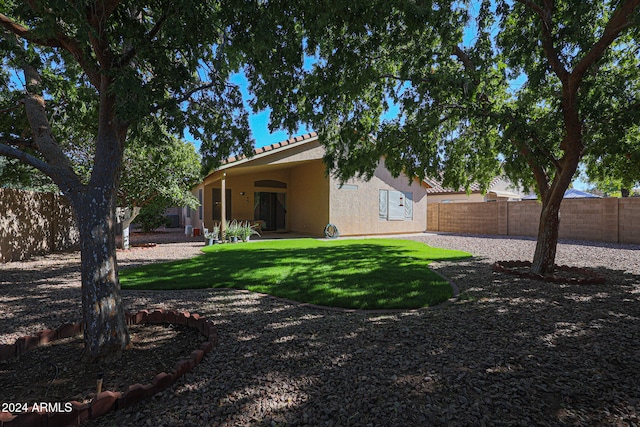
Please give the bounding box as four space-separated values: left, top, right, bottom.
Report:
120 238 471 310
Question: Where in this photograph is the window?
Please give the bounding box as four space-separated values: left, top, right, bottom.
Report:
337 184 358 190
198 189 203 219
186 206 191 218
379 190 413 221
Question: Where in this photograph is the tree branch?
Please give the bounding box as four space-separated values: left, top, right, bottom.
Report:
572 0 640 84
515 0 569 82
0 13 101 88
0 102 23 114
0 13 61 48
0 135 36 150
453 46 474 73
148 82 219 115
0 142 56 176
117 10 170 68
530 132 561 171
510 137 550 196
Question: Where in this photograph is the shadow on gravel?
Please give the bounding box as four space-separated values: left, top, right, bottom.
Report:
3 233 638 426
80 257 640 427
0 261 83 341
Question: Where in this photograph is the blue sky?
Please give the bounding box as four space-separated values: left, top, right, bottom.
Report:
228 72 310 149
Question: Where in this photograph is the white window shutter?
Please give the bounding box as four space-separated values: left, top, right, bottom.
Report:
388 191 405 220
379 190 388 220
404 192 413 220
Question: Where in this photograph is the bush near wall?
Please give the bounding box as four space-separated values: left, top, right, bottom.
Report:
0 188 79 262
427 197 640 245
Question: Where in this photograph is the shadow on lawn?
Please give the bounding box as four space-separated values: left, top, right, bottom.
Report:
87 256 640 427
120 242 471 309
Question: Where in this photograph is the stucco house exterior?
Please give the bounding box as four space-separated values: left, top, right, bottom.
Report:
182 132 429 237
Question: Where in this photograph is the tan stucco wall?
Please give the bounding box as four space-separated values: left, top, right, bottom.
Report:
1 188 79 262
192 142 429 237
329 162 427 236
288 160 329 236
198 169 290 228
426 197 640 244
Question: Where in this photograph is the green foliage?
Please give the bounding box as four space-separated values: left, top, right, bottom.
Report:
495 1 640 194
1 0 257 186
232 0 639 197
136 199 171 233
237 221 260 241
223 219 242 240
121 239 471 309
230 0 639 273
0 157 57 191
583 126 640 195
233 0 503 188
118 132 202 210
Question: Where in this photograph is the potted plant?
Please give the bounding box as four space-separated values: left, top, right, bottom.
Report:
239 221 261 242
204 225 220 245
225 220 241 243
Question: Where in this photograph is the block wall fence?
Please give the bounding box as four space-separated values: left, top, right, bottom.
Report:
427 197 640 245
0 188 79 262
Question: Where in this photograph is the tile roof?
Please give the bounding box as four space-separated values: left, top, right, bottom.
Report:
424 176 502 194
221 132 319 166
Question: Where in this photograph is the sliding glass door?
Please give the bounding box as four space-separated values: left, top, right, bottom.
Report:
254 192 286 231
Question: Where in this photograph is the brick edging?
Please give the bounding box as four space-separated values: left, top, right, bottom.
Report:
0 309 217 427
492 260 606 284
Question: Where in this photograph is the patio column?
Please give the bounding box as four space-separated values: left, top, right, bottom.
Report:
221 172 227 238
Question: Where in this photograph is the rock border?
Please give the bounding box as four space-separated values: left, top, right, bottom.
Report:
492 260 606 285
116 242 158 252
0 309 217 427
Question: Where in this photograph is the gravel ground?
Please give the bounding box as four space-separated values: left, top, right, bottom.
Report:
1 230 639 426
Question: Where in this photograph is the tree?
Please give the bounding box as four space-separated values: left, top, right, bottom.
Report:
583 127 640 197
235 0 640 275
0 1 253 361
69 127 202 245
118 133 201 235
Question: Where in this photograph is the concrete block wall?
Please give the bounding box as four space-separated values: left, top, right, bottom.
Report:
427 197 640 245
0 188 79 262
507 200 540 237
436 202 499 235
427 203 439 231
620 198 640 244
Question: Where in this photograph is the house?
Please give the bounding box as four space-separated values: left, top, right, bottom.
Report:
521 189 602 200
182 132 428 237
424 176 525 203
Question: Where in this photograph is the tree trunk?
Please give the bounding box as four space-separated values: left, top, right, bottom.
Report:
75 185 130 361
530 199 561 276
73 82 130 361
119 206 141 250
529 143 579 276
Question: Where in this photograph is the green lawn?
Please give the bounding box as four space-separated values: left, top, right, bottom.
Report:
120 238 471 309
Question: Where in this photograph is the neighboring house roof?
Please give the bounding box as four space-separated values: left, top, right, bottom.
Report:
564 189 601 198
424 176 504 195
522 189 602 200
487 189 522 199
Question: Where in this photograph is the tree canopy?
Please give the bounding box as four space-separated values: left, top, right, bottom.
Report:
0 0 259 360
1 0 639 359
234 0 640 274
